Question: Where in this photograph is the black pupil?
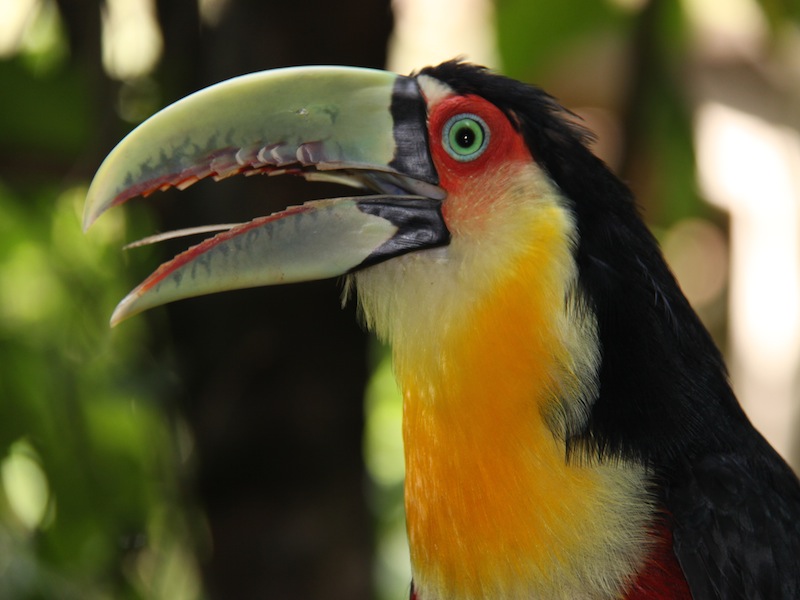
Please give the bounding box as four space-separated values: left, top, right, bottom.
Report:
456 126 475 148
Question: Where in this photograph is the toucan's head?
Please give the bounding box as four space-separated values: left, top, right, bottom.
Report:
86 59 725 465
84 61 595 323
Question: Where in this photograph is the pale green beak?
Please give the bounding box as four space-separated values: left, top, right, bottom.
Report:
84 66 448 325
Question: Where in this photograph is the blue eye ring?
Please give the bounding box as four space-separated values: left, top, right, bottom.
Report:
442 113 490 162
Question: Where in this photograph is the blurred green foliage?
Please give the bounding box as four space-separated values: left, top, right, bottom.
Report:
0 11 202 598
497 0 629 79
363 348 407 600
0 179 202 599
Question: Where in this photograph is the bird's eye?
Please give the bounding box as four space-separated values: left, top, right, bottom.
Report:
442 113 489 162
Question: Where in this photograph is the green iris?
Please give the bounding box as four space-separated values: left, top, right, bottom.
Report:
443 113 489 161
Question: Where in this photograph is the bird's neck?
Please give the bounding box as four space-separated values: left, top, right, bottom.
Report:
396 254 653 599
354 169 655 599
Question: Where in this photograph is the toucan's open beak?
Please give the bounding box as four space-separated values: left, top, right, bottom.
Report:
84 66 447 325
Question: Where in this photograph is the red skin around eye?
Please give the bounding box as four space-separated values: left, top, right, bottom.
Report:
426 95 533 195
426 94 534 230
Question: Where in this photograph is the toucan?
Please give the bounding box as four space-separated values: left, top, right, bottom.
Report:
85 61 800 599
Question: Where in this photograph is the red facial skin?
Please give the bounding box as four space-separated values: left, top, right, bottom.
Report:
425 94 534 229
